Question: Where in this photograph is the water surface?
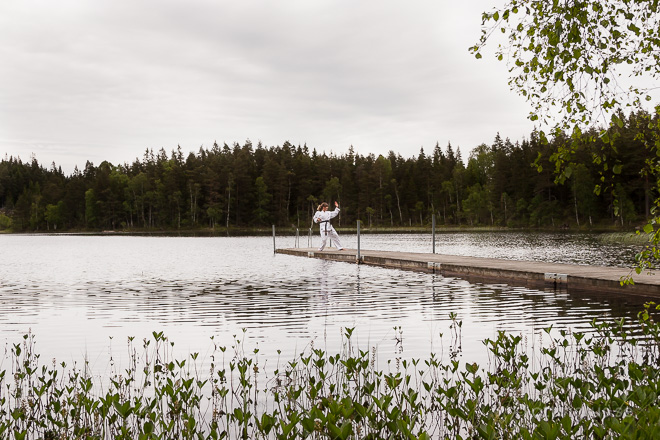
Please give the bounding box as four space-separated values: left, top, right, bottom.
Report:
0 233 648 376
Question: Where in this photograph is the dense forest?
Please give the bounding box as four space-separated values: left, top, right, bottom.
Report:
0 111 655 232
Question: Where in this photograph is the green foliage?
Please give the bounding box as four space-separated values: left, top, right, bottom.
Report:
473 0 660 277
462 183 491 225
471 0 659 128
85 188 97 228
253 176 272 225
323 176 342 206
44 201 64 230
0 212 11 230
2 307 660 438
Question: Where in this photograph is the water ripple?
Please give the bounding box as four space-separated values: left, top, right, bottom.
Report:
0 234 650 374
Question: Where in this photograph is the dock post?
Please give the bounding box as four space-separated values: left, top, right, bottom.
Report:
308 228 312 247
432 214 436 254
272 225 276 253
295 228 299 248
357 220 361 263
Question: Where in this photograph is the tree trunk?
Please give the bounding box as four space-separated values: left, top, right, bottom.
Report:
286 178 291 226
455 189 460 225
574 190 580 227
394 185 403 225
645 173 650 219
503 196 507 225
226 184 231 229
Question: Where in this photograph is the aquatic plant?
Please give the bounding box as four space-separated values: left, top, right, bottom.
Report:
1 305 659 439
598 232 650 245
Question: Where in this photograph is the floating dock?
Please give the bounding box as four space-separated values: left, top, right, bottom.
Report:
276 247 660 297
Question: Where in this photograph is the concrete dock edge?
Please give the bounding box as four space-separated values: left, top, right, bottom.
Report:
276 248 660 298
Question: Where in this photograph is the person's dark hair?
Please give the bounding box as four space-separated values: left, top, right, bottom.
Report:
317 202 329 211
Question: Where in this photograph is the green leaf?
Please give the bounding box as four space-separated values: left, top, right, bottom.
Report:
599 131 610 143
301 417 316 433
643 223 654 234
340 421 352 439
327 422 339 437
613 164 623 174
113 400 132 419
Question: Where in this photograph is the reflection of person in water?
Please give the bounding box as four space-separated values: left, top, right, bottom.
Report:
312 201 344 251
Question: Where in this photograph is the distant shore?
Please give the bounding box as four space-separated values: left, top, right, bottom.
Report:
0 225 649 243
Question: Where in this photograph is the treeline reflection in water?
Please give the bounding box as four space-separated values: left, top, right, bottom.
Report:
0 233 650 376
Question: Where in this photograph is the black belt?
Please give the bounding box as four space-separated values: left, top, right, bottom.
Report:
320 220 331 232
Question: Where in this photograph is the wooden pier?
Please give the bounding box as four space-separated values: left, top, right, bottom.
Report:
276 247 660 297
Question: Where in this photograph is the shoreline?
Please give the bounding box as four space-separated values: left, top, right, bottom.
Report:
0 225 645 236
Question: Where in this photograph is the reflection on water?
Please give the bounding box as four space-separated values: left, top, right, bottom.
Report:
0 233 649 374
320 231 641 267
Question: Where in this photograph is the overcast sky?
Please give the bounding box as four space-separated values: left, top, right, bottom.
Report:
0 0 536 174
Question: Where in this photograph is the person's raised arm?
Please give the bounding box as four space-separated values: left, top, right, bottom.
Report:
329 201 341 219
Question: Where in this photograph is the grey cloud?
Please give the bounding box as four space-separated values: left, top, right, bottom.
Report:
0 0 535 172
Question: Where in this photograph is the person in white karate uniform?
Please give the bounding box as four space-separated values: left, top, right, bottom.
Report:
313 201 344 251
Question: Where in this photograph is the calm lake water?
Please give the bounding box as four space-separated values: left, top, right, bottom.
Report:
0 232 649 376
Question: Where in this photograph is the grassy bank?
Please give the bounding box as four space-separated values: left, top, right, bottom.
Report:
597 231 652 245
2 306 660 439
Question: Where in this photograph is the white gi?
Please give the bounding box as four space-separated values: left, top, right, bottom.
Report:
313 207 343 251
